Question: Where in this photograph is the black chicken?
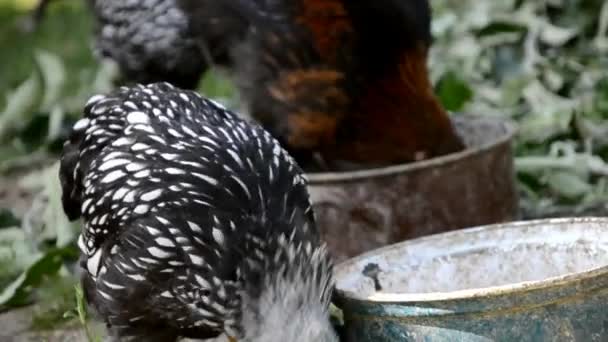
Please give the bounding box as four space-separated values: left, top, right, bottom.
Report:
59 82 336 341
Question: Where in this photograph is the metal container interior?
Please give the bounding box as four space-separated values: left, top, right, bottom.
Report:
307 115 518 262
334 217 608 341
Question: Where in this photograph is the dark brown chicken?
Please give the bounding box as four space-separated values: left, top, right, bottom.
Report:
33 0 464 168
229 0 465 168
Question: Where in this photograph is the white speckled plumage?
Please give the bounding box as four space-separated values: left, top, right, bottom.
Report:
86 0 250 89
59 83 336 342
89 0 205 88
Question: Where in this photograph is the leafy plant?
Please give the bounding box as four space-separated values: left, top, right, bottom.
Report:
63 285 102 342
436 71 474 112
0 209 20 228
0 245 77 310
430 0 608 216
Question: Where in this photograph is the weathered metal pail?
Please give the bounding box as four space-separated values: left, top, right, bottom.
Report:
334 217 608 341
307 115 518 262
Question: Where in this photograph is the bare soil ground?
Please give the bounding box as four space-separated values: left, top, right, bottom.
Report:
0 306 229 341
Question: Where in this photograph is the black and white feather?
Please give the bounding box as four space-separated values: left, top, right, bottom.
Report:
59 82 336 341
89 0 206 88
89 0 248 88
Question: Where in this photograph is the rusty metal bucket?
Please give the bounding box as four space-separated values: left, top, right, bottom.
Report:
307 115 518 262
334 217 608 341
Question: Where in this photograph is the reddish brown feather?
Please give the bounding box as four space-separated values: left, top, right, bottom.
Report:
251 1 464 167
296 0 353 62
326 46 465 164
268 69 348 149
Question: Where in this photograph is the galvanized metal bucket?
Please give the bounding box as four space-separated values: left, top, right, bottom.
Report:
334 217 608 341
307 115 518 262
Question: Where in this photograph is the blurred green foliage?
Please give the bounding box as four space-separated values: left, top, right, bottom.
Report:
430 0 608 217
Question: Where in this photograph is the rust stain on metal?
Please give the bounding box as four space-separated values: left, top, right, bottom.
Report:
307 115 518 262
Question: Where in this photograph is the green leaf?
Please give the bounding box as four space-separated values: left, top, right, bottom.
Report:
34 50 67 111
41 163 80 247
545 171 592 199
477 21 526 36
500 75 533 108
30 274 79 331
0 148 48 173
0 73 41 140
18 113 49 150
14 163 80 247
74 284 102 342
540 23 578 46
517 111 573 143
46 105 65 143
0 246 77 310
74 285 87 325
0 209 20 229
436 71 474 111
198 68 238 109
0 227 38 287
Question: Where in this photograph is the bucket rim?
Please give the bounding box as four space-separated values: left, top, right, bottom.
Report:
306 114 517 184
335 217 608 304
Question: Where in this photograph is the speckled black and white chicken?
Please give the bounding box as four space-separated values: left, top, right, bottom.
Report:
91 0 248 88
59 82 337 341
31 0 245 88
